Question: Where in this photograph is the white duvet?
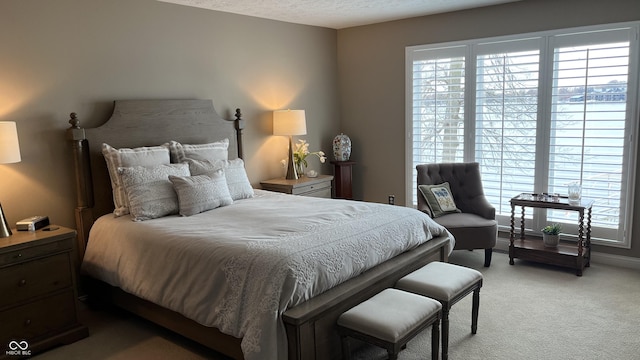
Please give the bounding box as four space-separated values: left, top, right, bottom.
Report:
82 190 453 360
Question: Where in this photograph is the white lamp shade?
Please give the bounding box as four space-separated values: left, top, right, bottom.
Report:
0 121 21 164
273 110 307 136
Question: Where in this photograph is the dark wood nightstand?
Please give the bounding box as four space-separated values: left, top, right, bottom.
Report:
261 175 334 198
0 226 88 358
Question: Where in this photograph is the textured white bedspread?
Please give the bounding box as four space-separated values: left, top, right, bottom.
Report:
82 190 453 360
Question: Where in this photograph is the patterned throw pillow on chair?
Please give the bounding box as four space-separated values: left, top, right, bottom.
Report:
418 182 462 218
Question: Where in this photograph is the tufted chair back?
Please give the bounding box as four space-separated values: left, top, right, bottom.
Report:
416 162 495 220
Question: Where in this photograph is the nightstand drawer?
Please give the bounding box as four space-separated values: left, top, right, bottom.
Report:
261 175 334 199
0 253 72 309
0 239 71 267
291 182 331 196
0 290 77 344
299 187 332 198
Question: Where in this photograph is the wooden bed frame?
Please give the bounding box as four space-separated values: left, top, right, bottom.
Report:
66 99 451 360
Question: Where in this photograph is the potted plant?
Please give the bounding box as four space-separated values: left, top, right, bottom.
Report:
541 223 561 247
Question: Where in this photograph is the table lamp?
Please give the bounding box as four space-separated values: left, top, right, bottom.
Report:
0 121 21 238
273 110 307 179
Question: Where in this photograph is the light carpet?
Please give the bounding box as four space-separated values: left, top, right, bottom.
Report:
34 251 640 360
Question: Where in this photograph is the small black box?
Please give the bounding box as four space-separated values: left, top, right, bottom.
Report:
16 216 50 231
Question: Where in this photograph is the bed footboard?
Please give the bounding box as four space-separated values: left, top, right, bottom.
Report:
283 235 450 360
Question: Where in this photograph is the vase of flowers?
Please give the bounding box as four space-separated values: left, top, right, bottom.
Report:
541 223 561 247
293 139 327 176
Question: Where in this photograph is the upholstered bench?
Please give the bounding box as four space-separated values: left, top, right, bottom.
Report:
396 262 483 360
337 288 442 360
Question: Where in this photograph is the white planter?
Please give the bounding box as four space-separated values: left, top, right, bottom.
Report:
542 233 560 247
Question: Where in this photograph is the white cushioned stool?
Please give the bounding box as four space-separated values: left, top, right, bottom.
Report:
337 288 442 360
396 262 483 360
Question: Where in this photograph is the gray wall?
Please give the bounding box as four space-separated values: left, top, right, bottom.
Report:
336 0 640 257
0 0 339 230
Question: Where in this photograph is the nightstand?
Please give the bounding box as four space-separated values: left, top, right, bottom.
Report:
0 226 88 358
261 175 334 198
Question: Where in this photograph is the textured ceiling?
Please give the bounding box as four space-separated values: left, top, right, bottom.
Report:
157 0 520 29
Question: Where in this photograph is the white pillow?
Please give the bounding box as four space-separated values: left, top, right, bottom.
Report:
102 143 170 216
166 139 229 163
187 158 254 200
169 169 233 216
118 163 189 221
224 159 255 200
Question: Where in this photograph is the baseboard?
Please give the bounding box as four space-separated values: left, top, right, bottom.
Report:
590 251 640 270
494 237 640 271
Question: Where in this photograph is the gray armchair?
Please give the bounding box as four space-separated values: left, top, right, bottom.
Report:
417 162 497 267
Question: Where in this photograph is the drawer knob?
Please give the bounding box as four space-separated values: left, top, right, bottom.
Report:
14 253 23 259
18 279 27 287
24 319 31 327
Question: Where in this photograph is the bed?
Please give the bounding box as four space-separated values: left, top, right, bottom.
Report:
65 99 454 360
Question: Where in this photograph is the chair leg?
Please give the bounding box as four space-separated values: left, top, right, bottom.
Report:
472 287 480 334
441 308 449 360
484 248 493 267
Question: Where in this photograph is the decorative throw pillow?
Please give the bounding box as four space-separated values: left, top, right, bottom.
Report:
186 157 223 175
118 163 189 221
169 169 233 216
187 158 254 200
224 158 255 200
418 182 461 218
165 139 229 163
102 143 171 216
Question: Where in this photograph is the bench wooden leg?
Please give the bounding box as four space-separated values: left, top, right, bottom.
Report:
472 287 480 334
432 318 440 360
341 335 351 360
441 307 449 360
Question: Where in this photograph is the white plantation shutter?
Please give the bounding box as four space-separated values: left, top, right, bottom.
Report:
407 23 639 246
408 45 466 199
475 39 541 217
546 29 634 241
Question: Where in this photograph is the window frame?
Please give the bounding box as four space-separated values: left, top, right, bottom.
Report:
405 22 640 249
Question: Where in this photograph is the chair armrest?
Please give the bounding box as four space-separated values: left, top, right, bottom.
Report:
469 195 495 220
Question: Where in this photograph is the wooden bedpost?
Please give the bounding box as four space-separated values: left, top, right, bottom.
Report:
66 112 94 261
234 108 244 160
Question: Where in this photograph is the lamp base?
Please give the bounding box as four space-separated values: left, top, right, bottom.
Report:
0 202 12 238
285 135 299 180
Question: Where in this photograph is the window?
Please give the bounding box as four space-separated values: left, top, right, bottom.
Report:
406 23 639 247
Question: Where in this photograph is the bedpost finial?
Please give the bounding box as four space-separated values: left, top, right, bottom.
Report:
69 112 80 129
234 108 245 132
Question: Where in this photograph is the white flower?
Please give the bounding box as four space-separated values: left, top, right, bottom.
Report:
292 140 326 168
